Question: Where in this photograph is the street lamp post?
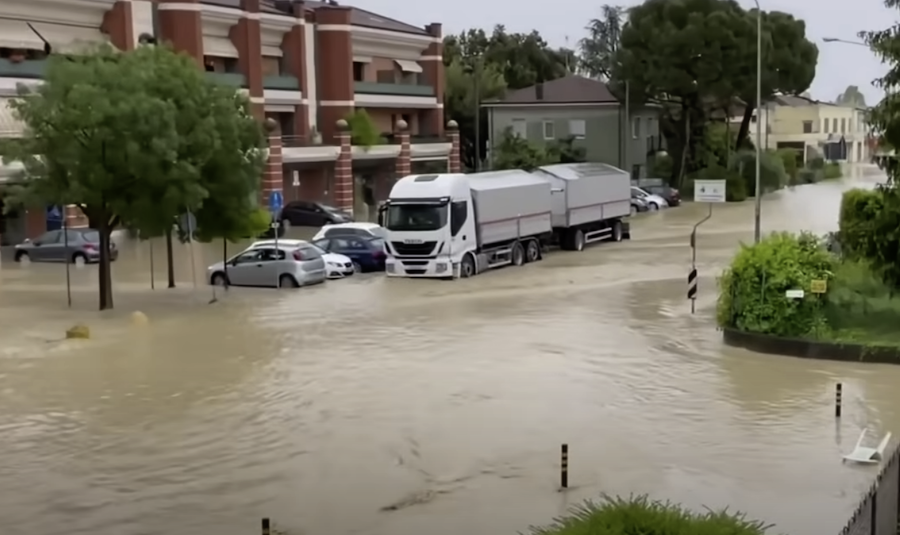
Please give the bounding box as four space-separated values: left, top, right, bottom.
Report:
753 0 762 243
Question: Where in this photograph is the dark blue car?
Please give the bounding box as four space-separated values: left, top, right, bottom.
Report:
312 236 386 273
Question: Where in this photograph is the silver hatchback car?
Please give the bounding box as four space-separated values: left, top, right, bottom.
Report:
206 244 326 288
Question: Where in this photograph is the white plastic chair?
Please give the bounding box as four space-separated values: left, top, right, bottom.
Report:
843 429 892 464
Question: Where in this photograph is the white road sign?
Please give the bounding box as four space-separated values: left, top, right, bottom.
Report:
785 289 805 299
292 170 300 187
693 180 727 203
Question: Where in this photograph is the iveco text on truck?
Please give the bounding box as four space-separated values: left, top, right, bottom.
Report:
380 163 632 278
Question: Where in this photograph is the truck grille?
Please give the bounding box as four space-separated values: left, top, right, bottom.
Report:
391 241 436 256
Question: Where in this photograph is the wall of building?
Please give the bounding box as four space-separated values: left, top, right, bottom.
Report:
487 105 660 176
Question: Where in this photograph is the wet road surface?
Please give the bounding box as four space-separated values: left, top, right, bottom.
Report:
0 166 895 535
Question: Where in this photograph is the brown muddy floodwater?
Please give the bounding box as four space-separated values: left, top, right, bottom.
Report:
0 166 896 535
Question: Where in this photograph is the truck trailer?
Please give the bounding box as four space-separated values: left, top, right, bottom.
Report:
380 164 631 279
532 162 632 251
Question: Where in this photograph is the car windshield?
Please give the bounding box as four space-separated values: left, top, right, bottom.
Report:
385 204 448 231
309 244 327 255
368 238 385 250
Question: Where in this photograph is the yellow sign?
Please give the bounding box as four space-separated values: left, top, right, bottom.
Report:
810 280 827 294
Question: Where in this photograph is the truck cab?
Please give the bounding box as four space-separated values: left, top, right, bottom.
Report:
380 174 476 278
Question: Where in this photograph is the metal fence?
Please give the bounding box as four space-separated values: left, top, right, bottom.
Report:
839 443 900 535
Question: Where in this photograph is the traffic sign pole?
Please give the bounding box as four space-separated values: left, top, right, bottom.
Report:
688 180 727 314
268 191 283 288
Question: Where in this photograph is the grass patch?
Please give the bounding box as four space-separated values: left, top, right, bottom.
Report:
526 495 772 535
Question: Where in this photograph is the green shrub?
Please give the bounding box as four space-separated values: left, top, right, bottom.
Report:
838 188 883 260
823 161 842 179
794 168 818 184
808 156 825 170
729 150 786 196
527 495 770 535
776 148 800 181
717 232 835 336
648 153 673 179
823 260 900 343
345 109 383 147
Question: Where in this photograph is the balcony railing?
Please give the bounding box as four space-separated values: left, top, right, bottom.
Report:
354 82 435 97
282 135 319 147
0 59 47 79
263 75 300 90
205 72 246 87
381 133 447 144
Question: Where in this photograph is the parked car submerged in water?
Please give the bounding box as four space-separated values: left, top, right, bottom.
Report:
630 186 668 211
250 239 354 279
207 243 326 288
14 228 118 264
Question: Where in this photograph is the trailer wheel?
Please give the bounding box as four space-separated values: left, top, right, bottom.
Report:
525 240 541 263
612 220 623 242
511 242 525 266
574 229 585 251
460 253 476 278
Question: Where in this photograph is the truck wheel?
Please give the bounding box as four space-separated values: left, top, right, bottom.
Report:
574 229 585 251
525 240 541 263
511 242 525 266
612 221 623 242
460 253 476 278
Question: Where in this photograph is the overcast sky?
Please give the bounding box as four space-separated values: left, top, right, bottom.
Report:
351 0 893 106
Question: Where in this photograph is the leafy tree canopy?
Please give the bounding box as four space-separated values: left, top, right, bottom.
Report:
836 85 867 108
578 5 626 80
492 129 586 171
0 44 266 309
862 0 900 182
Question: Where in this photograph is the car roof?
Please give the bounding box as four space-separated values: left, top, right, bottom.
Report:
323 222 380 230
250 239 308 248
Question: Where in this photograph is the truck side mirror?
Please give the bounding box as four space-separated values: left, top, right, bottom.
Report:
377 203 387 227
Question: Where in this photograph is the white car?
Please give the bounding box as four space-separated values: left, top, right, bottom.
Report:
251 240 353 279
311 222 388 241
630 186 669 211
208 243 326 288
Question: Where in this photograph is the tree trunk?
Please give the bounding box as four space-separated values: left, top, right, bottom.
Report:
734 104 754 151
97 224 114 310
165 228 176 288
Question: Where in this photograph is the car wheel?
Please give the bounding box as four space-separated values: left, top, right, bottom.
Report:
278 274 298 288
630 204 638 215
72 252 87 264
649 202 659 211
14 251 28 262
352 261 362 273
211 272 229 286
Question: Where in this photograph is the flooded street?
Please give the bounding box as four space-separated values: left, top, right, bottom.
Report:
0 167 896 535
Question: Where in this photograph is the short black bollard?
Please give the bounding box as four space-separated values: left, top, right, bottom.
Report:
560 444 569 489
835 383 842 418
261 518 271 535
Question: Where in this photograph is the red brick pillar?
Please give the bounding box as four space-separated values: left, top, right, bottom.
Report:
316 6 353 144
420 23 444 137
24 209 46 239
396 119 411 178
231 0 263 119
334 119 353 215
157 0 204 67
283 2 309 142
262 118 284 208
101 1 134 51
447 120 461 173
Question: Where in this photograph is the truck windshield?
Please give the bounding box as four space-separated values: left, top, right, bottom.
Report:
385 204 448 231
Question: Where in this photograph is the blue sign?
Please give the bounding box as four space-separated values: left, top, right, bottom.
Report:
268 191 283 213
46 205 63 230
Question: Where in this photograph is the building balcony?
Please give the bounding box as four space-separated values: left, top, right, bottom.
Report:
0 59 47 79
263 75 300 91
354 82 438 109
205 72 246 87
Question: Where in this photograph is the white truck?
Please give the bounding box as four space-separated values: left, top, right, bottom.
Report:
380 163 631 279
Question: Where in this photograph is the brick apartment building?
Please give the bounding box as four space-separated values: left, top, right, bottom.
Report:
0 0 461 244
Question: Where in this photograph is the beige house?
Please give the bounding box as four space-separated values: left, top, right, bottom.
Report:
730 95 869 163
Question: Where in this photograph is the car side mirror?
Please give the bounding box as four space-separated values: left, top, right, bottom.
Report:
23 238 31 243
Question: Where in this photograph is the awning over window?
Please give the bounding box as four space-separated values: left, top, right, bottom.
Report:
29 23 111 54
0 98 25 139
261 45 282 57
353 56 372 63
0 19 45 51
204 36 238 58
394 59 422 73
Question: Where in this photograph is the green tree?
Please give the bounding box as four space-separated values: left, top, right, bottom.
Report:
0 45 266 310
732 11 818 150
492 128 557 171
443 58 506 170
443 26 569 170
611 0 757 186
862 0 900 183
836 85 867 108
578 5 625 79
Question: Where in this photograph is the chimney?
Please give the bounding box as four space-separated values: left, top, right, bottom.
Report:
535 82 544 101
